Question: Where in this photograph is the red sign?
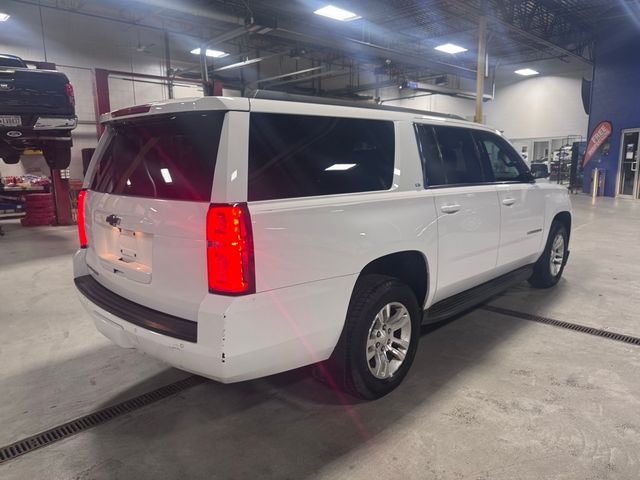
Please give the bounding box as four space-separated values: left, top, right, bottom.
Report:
583 121 612 166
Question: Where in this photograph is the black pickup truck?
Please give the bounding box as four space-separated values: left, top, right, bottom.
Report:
0 54 76 169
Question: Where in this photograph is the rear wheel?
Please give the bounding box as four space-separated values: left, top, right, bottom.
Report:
43 144 71 169
326 274 421 400
529 221 568 288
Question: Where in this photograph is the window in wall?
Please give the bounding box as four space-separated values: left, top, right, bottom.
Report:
248 113 395 201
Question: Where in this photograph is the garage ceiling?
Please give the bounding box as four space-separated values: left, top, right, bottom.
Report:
13 0 637 94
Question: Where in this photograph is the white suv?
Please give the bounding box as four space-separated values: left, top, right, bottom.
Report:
73 96 571 399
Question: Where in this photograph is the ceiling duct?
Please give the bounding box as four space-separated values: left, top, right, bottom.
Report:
396 80 494 101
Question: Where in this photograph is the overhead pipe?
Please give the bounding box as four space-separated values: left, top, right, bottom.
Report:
380 92 433 103
398 80 493 101
265 69 348 88
248 66 324 87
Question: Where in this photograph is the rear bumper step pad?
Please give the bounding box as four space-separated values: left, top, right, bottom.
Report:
74 275 197 342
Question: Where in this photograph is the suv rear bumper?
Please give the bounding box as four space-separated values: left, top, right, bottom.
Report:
76 290 229 380
73 250 357 383
75 275 198 342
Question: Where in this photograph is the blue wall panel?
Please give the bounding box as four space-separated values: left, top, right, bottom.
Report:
584 23 640 196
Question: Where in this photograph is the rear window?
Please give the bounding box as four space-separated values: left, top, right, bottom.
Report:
248 113 395 201
91 112 225 201
0 55 27 68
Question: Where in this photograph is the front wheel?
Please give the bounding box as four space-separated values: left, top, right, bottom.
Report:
529 221 569 288
326 274 421 400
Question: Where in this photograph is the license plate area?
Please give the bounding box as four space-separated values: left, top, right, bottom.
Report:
118 230 139 263
97 224 153 284
0 115 22 127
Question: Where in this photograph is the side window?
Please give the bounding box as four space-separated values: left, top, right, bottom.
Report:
248 113 395 201
432 126 487 185
414 124 446 187
474 131 529 182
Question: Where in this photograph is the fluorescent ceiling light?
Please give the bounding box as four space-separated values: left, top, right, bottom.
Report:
434 43 468 54
515 68 539 76
0 13 10 22
325 163 356 171
190 48 228 58
314 5 361 21
160 168 173 184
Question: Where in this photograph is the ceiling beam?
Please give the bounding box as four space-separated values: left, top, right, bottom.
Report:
445 0 592 64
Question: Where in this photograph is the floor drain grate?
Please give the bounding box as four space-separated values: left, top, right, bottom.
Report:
0 375 206 464
482 305 640 347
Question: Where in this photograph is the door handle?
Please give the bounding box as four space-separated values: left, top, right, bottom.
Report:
440 204 461 214
502 197 517 206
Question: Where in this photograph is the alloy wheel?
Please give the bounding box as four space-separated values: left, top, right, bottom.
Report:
366 302 412 380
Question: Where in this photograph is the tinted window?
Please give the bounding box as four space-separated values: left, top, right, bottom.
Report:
474 131 530 182
415 124 446 187
248 113 394 201
91 112 225 201
0 55 27 68
432 126 486 185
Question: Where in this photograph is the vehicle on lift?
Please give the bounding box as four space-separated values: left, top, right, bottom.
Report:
73 95 572 400
0 54 76 169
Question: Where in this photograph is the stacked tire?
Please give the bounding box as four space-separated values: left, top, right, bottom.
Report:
21 193 56 226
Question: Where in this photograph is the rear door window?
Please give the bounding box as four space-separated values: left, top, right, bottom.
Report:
248 113 395 201
415 124 447 187
91 112 225 201
431 126 488 185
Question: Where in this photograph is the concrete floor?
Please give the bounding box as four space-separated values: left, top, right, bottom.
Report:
1 193 639 480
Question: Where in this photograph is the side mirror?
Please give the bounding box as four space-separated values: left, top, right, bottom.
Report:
530 165 550 179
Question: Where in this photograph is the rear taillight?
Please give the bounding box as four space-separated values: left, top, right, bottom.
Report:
206 203 255 295
77 189 88 248
65 82 75 108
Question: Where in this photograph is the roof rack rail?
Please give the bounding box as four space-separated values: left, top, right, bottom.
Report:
249 90 466 121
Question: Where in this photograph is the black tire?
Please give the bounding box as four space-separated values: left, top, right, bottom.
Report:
325 274 421 400
529 221 569 288
44 145 71 170
2 152 21 164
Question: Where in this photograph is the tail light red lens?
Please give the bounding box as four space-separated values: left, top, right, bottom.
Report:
64 82 75 108
207 203 255 295
77 189 88 248
111 104 152 118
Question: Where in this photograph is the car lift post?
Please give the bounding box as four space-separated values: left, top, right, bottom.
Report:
51 168 73 225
